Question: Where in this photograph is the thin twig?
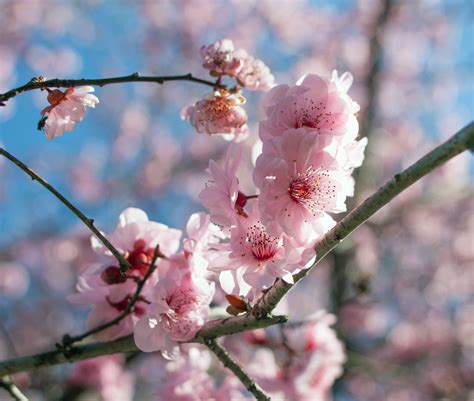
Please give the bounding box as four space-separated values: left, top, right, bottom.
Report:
205 339 270 401
253 121 474 315
60 245 162 348
0 73 219 104
0 122 472 377
0 148 131 273
0 376 29 401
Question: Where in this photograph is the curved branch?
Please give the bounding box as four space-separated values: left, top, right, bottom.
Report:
0 148 131 273
253 121 474 315
0 122 472 377
0 73 219 104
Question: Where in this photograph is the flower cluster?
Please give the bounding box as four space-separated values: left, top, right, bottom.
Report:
70 208 216 358
200 39 275 91
67 46 361 395
182 39 274 141
144 312 345 401
200 70 366 300
39 86 99 139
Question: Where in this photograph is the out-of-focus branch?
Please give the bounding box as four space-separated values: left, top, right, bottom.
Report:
205 339 270 401
0 122 471 377
0 376 29 401
0 148 131 273
254 121 474 315
358 0 393 151
330 0 394 313
0 73 219 105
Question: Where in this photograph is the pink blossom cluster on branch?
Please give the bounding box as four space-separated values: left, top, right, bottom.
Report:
182 39 275 142
62 41 363 391
200 70 367 301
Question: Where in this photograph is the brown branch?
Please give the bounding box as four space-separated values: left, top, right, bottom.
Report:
0 148 131 273
0 73 219 104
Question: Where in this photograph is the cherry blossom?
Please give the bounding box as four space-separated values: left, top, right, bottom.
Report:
69 208 182 340
252 312 346 401
133 272 214 358
39 86 99 139
259 72 358 142
209 205 315 298
254 128 347 244
181 89 249 141
67 355 134 401
200 39 243 77
234 49 275 91
199 144 250 229
91 207 182 260
154 346 214 401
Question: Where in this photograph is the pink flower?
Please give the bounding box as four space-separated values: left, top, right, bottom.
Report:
69 208 182 340
209 206 315 298
199 144 250 229
91 207 182 261
69 270 144 340
154 346 214 401
253 128 346 244
181 90 249 141
200 39 243 77
133 272 214 358
259 72 357 142
39 86 99 139
234 49 275 91
67 355 134 401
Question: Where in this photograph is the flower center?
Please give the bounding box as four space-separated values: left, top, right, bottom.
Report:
126 239 154 275
295 98 334 131
287 165 336 216
203 96 232 120
246 222 279 262
289 166 321 202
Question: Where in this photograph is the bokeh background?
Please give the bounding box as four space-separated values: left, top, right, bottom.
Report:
0 0 473 400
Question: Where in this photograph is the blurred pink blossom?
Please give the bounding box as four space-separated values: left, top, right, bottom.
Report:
67 355 134 401
200 39 243 77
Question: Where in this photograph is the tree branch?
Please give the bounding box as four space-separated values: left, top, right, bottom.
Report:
205 339 270 401
253 121 474 315
0 73 219 104
0 148 131 273
0 314 286 377
0 122 471 377
0 376 29 401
